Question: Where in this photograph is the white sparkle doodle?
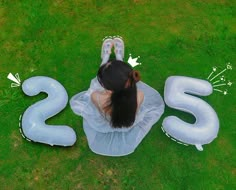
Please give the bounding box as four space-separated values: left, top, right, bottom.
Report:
161 126 189 146
213 76 224 84
213 83 226 87
102 35 123 41
7 73 21 87
227 63 232 70
213 89 223 93
207 67 217 79
227 81 233 86
207 63 233 95
220 75 225 81
18 114 32 142
213 80 220 84
210 69 226 82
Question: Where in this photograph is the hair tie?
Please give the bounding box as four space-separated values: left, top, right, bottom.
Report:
131 70 141 83
125 70 140 88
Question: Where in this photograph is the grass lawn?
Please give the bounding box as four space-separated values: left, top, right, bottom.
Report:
0 0 235 189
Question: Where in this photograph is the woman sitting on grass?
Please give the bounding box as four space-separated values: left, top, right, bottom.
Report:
92 59 144 128
70 37 164 156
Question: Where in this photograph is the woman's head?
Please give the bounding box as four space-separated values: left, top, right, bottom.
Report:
97 60 141 128
97 60 140 91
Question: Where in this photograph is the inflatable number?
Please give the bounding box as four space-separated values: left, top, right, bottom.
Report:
21 76 76 146
20 75 220 150
162 76 219 151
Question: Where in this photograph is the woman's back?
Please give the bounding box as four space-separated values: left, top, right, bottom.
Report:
91 90 144 117
96 60 143 128
70 78 165 156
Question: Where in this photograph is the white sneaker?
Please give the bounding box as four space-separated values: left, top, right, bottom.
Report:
101 38 113 64
113 37 124 61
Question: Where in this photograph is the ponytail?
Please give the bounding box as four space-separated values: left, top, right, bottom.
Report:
97 60 141 128
107 70 140 128
109 85 137 128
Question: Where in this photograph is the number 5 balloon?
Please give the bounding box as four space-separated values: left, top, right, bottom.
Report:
162 76 219 151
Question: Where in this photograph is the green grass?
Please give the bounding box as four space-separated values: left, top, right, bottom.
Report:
0 0 235 189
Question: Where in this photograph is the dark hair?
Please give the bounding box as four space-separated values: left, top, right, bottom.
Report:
97 60 141 128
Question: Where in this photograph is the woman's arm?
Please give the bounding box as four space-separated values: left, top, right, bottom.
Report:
91 91 99 108
91 91 111 114
137 90 144 111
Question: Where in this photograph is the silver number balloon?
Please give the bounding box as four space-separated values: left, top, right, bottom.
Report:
21 76 76 146
162 76 219 151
